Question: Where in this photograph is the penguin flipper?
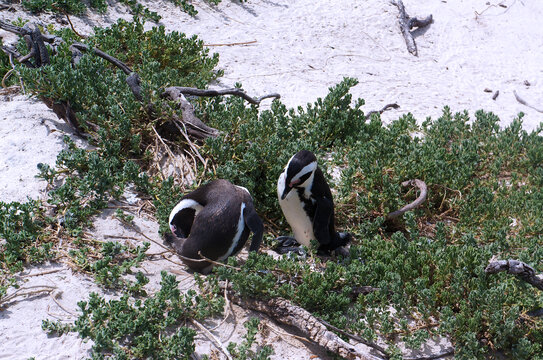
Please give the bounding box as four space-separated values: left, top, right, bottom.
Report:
244 204 264 252
313 196 334 245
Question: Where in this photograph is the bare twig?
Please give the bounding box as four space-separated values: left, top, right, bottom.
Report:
0 286 57 307
365 103 400 119
204 40 257 47
513 90 543 113
164 86 281 106
485 259 543 291
387 179 428 220
19 268 64 278
191 319 233 360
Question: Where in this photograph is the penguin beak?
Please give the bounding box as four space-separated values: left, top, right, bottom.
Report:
281 179 300 200
281 186 291 200
170 224 177 235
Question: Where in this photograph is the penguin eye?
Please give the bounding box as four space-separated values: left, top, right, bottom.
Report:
295 172 311 185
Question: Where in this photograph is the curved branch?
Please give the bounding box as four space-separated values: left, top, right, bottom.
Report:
164 86 280 105
70 42 132 74
387 179 428 220
485 259 543 291
365 103 400 119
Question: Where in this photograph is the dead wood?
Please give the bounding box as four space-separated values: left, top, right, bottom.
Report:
387 179 428 220
0 21 280 142
161 87 220 139
391 0 433 56
164 86 280 106
485 259 543 291
492 90 499 100
513 90 543 113
224 289 381 360
365 103 400 119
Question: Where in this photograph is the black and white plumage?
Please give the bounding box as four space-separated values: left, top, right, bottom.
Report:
277 150 351 254
167 179 263 273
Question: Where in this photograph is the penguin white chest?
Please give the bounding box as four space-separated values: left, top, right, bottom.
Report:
277 172 315 247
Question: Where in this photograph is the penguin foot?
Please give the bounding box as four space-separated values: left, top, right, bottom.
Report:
273 236 306 256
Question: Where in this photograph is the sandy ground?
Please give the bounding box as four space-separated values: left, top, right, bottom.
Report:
1 0 542 359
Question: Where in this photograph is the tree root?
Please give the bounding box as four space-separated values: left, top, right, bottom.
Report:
485 258 543 291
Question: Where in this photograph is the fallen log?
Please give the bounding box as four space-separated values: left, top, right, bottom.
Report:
225 291 382 360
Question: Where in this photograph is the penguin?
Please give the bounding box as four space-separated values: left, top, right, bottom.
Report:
277 150 351 255
166 179 263 273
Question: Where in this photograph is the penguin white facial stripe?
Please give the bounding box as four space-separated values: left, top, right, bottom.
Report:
235 185 250 195
168 199 204 225
291 161 317 183
218 203 246 261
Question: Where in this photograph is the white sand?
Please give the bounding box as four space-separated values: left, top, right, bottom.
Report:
1 0 542 358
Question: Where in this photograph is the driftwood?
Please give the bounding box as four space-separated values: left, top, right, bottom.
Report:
0 21 280 141
391 1 433 56
387 179 428 220
485 259 543 291
225 290 382 360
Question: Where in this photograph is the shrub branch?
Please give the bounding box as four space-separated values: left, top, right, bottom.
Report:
387 179 428 220
485 259 543 291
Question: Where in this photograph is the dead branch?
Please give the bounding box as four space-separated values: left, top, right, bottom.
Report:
164 86 281 106
391 1 433 56
492 90 499 100
316 317 390 358
387 179 428 220
162 87 220 139
365 103 400 119
513 90 543 113
224 289 381 360
0 21 279 143
485 259 543 291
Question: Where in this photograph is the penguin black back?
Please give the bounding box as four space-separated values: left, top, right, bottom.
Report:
168 179 263 273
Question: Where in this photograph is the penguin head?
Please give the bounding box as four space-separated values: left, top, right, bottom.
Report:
280 150 318 200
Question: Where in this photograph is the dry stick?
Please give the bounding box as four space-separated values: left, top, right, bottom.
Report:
513 90 543 113
19 268 64 278
391 0 433 56
485 259 543 291
197 251 242 271
204 40 257 47
365 103 400 119
50 4 86 39
164 86 281 106
386 179 428 220
0 286 57 306
316 317 390 359
225 292 380 360
191 319 233 360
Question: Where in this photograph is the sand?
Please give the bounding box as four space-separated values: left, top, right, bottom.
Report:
1 0 542 358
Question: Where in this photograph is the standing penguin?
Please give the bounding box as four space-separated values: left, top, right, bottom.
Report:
167 179 263 273
277 150 351 255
